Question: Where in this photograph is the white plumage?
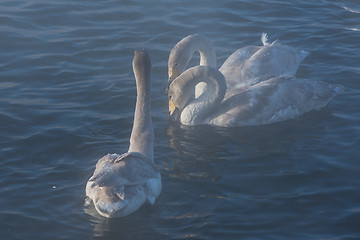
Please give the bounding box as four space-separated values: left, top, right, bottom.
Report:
168 66 343 127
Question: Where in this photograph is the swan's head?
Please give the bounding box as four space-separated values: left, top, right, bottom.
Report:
167 79 192 119
167 66 203 117
167 34 207 86
133 49 151 84
167 90 186 118
168 45 191 83
167 66 226 124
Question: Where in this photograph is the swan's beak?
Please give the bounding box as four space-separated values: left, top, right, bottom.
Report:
169 98 176 116
169 99 180 121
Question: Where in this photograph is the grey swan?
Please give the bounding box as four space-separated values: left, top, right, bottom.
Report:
86 50 161 218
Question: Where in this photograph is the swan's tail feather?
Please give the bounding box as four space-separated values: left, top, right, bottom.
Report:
261 33 269 45
261 33 279 46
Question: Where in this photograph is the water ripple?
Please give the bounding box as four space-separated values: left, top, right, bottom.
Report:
1 0 359 239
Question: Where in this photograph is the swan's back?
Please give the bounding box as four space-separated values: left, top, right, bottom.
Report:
220 36 309 89
219 45 261 88
86 152 161 218
241 42 309 82
208 77 343 127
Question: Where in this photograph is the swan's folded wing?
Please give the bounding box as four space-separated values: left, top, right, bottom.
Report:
243 43 308 81
88 152 159 188
220 45 261 88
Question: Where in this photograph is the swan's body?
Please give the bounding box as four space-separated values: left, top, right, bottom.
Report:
219 34 309 89
168 66 343 127
167 33 309 98
86 50 161 218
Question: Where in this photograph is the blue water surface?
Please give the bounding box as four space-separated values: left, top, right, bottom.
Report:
1 0 359 239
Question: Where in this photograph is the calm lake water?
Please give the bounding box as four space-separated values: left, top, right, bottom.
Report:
1 0 359 239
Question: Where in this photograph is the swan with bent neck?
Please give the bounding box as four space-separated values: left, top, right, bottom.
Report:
86 50 161 218
167 33 309 99
167 65 343 127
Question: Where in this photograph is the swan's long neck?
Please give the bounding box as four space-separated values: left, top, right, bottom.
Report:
128 51 154 160
172 66 226 125
170 34 217 74
195 36 217 67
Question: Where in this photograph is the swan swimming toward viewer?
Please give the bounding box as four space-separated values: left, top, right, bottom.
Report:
167 33 309 98
86 50 161 218
167 65 343 127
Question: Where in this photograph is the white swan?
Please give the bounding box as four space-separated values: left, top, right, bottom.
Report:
167 33 309 98
86 50 161 218
167 66 343 127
